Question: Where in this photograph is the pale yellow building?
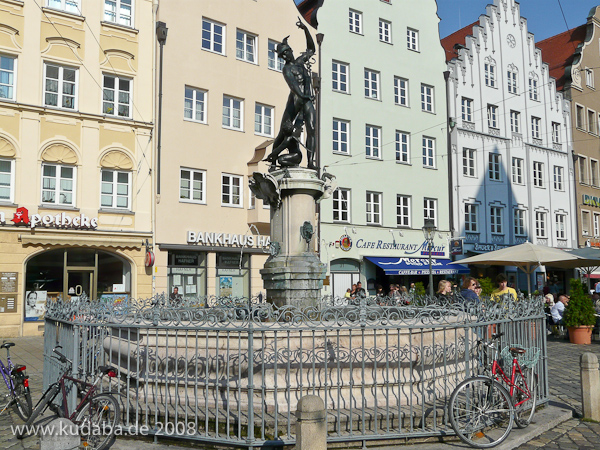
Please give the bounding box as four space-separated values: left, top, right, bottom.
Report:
153 0 315 298
0 0 155 337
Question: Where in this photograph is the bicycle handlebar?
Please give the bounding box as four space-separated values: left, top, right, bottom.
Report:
52 346 71 364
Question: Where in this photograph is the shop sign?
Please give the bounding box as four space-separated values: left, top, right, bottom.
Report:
0 207 98 230
450 239 464 255
473 243 509 252
583 194 600 208
187 231 270 248
332 238 446 257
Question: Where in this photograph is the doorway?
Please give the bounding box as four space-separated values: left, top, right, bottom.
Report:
65 270 94 301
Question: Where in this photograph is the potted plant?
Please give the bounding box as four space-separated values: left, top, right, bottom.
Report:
563 278 597 345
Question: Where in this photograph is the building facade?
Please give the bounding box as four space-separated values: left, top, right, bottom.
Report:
300 0 453 297
152 0 313 299
0 0 155 337
442 0 576 293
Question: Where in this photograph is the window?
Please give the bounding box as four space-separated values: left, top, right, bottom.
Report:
41 163 75 205
421 84 434 112
349 9 362 34
366 192 381 225
582 211 590 235
553 166 563 190
222 95 243 131
463 148 475 177
552 122 561 144
236 30 256 63
202 19 225 54
535 211 547 238
592 159 599 187
487 104 498 128
595 213 600 237
556 214 566 239
365 125 381 158
379 19 391 43
533 161 544 188
254 103 273 137
180 168 205 203
44 63 77 110
576 104 585 129
514 209 526 236
465 203 478 232
407 28 418 51
364 69 380 99
102 74 131 118
580 156 588 184
461 97 473 122
396 195 411 227
484 61 496 87
586 68 594 88
512 157 523 184
424 198 437 226
332 61 349 93
507 69 518 94
221 174 242 207
510 110 520 133
104 0 132 26
333 119 350 154
490 207 503 234
0 55 16 101
333 188 350 222
395 131 409 163
394 77 408 106
422 136 435 168
184 87 206 123
488 153 501 181
268 40 284 71
531 116 541 139
528 77 539 101
101 169 130 209
0 158 14 202
588 109 598 134
46 0 80 14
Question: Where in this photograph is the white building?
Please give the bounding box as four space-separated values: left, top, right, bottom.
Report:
442 0 576 293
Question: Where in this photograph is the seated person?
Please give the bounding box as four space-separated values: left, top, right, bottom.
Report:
551 295 569 325
491 273 517 302
459 277 480 303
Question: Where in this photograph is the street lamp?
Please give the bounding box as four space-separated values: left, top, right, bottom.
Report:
422 218 437 296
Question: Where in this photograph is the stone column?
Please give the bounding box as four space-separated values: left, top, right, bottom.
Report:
580 352 600 421
295 395 326 450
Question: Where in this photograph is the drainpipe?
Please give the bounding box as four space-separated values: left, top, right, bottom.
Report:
156 21 168 195
151 0 158 295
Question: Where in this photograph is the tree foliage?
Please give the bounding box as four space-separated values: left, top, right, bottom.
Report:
563 278 597 328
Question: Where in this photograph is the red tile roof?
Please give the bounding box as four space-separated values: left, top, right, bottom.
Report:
536 25 586 91
440 22 479 63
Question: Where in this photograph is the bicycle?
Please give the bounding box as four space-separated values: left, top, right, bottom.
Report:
449 332 540 448
0 341 32 420
17 346 121 450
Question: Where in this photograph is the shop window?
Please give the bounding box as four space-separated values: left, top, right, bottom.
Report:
168 251 207 301
216 252 250 298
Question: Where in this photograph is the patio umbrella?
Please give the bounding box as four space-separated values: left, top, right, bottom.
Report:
565 247 600 291
451 242 589 294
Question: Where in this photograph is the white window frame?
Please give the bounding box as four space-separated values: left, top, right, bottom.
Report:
222 95 243 131
461 97 473 122
533 161 544 188
586 67 594 88
490 206 503 234
421 84 434 113
512 157 524 184
465 203 478 232
463 148 475 177
424 198 437 227
379 19 392 43
201 18 225 55
531 116 541 139
332 61 349 93
489 153 501 181
236 29 257 64
43 63 78 110
366 191 382 225
487 104 498 129
582 210 591 235
553 166 564 191
510 110 520 133
333 119 350 155
221 173 242 207
422 136 435 168
507 69 518 94
580 156 588 184
254 103 273 137
0 54 16 101
514 209 526 236
588 108 598 135
184 86 207 123
395 130 409 164
529 77 539 101
268 40 284 71
333 188 350 223
364 69 380 100
576 104 585 129
591 159 599 187
104 0 133 27
552 122 561 144
180 168 206 204
535 211 547 238
100 169 131 210
102 74 131 118
396 194 411 227
41 163 76 206
556 213 566 240
0 157 15 203
365 125 381 159
394 77 408 106
349 9 362 34
484 61 496 87
46 0 80 14
595 213 600 237
407 28 418 51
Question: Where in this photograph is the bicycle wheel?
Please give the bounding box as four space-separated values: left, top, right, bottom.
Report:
74 393 120 450
449 376 514 449
11 378 33 421
513 366 538 428
17 384 60 439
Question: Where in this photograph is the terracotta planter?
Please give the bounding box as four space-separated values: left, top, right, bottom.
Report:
567 326 594 345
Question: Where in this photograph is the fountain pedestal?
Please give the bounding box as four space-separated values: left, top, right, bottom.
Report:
258 167 326 308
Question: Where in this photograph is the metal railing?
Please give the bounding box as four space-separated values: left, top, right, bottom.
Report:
44 294 548 448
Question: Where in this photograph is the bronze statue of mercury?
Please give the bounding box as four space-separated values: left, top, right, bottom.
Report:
266 18 317 170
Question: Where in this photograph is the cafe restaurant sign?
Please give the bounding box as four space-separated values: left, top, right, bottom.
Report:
187 231 270 248
0 207 98 229
331 235 447 257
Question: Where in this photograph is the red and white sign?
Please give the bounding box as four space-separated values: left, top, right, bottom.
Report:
0 207 98 230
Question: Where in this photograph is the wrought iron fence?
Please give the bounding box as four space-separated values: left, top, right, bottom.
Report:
43 294 548 448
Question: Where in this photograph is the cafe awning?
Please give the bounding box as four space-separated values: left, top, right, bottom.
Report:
365 257 470 275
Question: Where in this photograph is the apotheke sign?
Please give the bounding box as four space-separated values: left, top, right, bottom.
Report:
0 207 98 229
187 231 270 248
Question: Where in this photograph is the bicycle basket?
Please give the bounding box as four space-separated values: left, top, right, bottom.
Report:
500 345 541 368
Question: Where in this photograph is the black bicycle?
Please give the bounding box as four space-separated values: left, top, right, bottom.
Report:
18 346 120 450
0 341 32 420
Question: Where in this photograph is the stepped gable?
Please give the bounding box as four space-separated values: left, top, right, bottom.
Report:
440 22 478 63
537 25 587 91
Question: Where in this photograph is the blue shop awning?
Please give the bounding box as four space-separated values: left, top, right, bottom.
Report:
365 257 470 275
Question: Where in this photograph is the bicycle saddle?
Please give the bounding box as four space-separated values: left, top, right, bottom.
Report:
509 347 526 356
1 342 15 349
98 365 118 375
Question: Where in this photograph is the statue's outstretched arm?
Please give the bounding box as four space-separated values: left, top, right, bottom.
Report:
296 17 315 57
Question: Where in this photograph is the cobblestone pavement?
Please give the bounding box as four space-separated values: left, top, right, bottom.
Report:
2 335 600 449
